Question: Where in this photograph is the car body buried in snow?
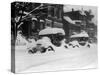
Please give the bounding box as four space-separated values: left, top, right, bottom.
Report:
28 37 55 54
39 27 65 47
28 27 66 54
69 31 91 48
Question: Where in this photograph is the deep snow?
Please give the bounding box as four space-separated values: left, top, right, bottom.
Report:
15 43 98 73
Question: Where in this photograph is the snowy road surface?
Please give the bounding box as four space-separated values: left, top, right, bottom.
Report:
15 44 98 73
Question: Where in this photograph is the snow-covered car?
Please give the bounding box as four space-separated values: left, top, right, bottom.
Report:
28 27 67 54
36 37 55 53
28 37 55 54
70 31 91 48
39 27 65 47
78 37 91 48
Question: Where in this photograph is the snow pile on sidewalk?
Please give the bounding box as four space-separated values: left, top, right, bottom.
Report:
15 31 28 45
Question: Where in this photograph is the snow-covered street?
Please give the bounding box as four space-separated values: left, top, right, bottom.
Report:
11 2 98 74
15 44 98 73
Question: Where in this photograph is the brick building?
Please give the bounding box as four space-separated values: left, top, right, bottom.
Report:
63 10 87 37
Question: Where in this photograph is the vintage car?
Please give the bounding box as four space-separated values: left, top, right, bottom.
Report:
38 27 65 47
28 27 66 54
69 31 90 48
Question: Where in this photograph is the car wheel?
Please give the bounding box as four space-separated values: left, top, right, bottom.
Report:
40 47 47 53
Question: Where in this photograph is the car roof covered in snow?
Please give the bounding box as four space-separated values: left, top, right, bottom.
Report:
39 27 65 35
70 32 89 38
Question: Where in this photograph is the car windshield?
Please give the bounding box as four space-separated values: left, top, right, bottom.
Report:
78 37 88 42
